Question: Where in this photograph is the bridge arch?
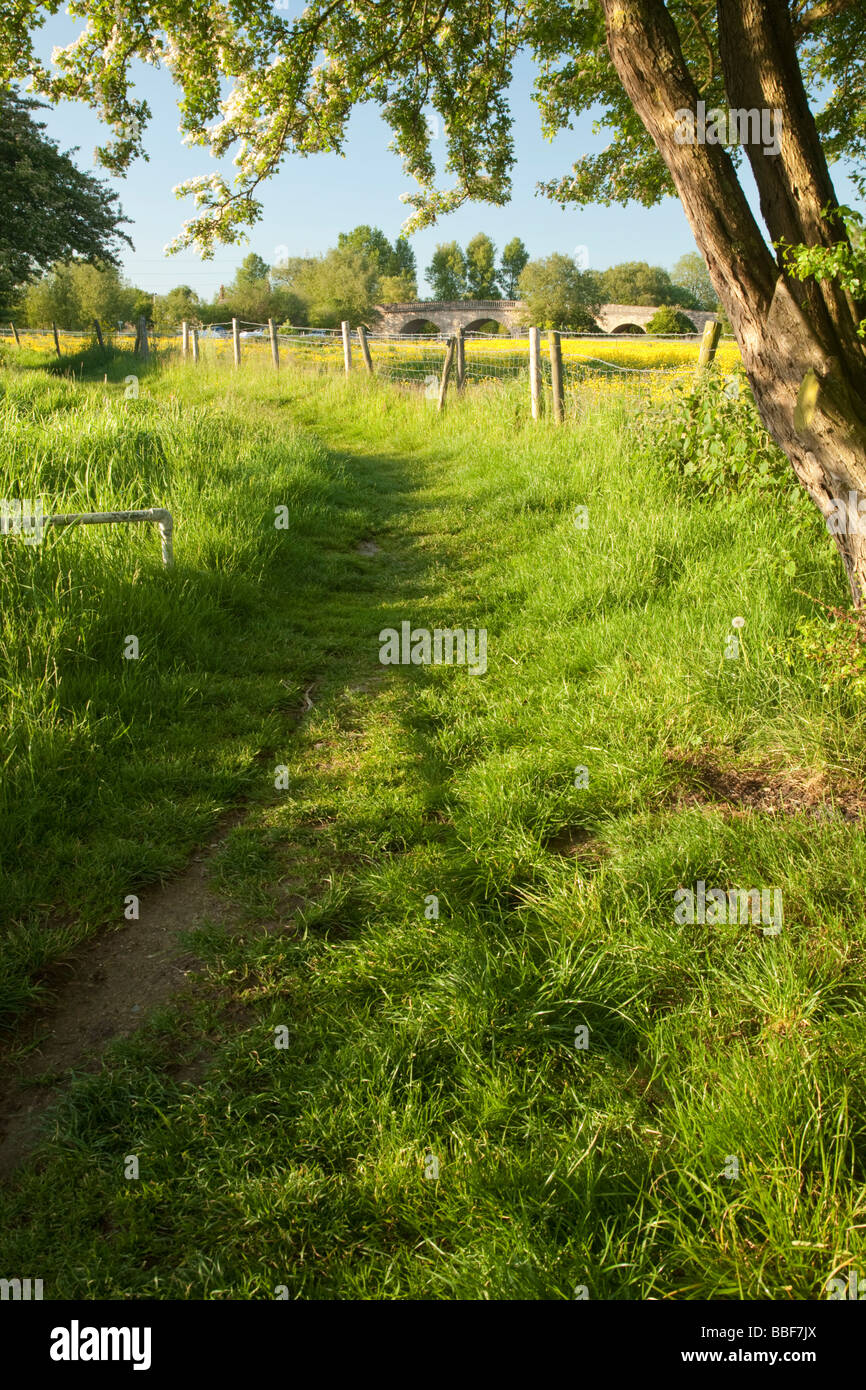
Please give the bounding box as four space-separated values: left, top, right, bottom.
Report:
463 317 505 334
610 322 646 334
400 317 443 335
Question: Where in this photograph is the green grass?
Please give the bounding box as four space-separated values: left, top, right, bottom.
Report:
0 347 864 1298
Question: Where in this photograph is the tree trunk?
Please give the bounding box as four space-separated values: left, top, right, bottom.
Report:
600 0 866 605
717 0 866 375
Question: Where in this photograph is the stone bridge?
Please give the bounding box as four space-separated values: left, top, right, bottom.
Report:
594 304 717 334
373 299 717 336
374 299 524 336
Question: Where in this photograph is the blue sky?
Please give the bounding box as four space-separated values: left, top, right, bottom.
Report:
30 8 862 301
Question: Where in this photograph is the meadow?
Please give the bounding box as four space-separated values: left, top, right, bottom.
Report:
0 339 863 1299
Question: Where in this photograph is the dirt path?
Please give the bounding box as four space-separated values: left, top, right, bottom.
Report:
0 815 243 1178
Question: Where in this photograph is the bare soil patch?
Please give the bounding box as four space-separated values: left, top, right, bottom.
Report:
0 815 243 1178
663 749 865 821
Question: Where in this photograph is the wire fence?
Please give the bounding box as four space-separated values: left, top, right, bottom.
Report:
1 320 740 417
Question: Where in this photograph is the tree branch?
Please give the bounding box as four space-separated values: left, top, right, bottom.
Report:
792 0 855 40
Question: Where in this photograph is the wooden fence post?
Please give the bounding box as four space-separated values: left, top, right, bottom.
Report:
548 329 564 424
268 318 280 371
438 336 456 412
10 322 20 346
192 328 200 364
137 315 149 361
357 324 374 373
52 322 61 358
181 320 189 360
232 317 241 368
456 326 466 390
697 318 722 370
341 320 352 376
93 319 105 351
529 326 542 421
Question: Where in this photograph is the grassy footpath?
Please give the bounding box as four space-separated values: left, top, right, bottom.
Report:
0 351 864 1297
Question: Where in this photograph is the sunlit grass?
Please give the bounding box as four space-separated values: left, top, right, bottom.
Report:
0 349 861 1301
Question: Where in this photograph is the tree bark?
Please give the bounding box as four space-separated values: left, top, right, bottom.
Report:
717 0 866 368
600 0 866 605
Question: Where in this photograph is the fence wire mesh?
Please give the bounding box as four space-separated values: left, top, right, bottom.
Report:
1 323 739 413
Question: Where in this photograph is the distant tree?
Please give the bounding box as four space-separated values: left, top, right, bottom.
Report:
236 252 271 284
338 226 394 275
426 242 466 300
518 254 600 330
270 256 315 325
666 282 700 310
73 261 138 325
271 256 316 290
152 284 201 330
270 287 308 326
645 304 696 334
671 252 718 311
21 264 79 328
337 227 418 297
288 246 379 327
378 273 417 302
464 233 500 298
196 298 225 327
21 260 136 327
500 237 529 297
390 236 417 295
130 289 154 326
583 269 606 306
600 261 697 308
224 252 276 321
0 92 131 314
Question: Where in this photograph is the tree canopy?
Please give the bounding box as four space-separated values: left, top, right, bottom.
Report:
464 233 500 298
8 1 859 253
21 260 137 328
644 304 698 334
0 90 131 312
599 261 699 308
518 254 600 330
152 284 201 332
500 238 530 298
275 246 380 328
426 242 468 300
337 226 417 295
272 227 418 321
671 252 719 312
424 234 529 300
